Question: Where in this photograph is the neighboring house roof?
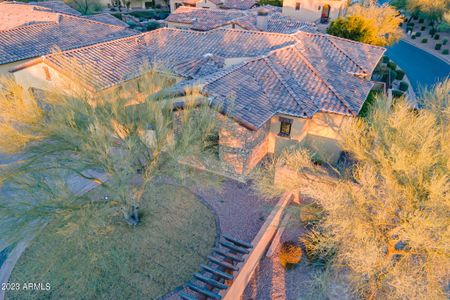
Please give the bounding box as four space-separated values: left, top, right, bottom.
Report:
26 1 82 15
166 6 317 33
0 4 138 65
221 0 257 10
11 28 385 129
84 13 130 28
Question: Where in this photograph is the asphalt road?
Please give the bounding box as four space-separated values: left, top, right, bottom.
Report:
386 40 450 94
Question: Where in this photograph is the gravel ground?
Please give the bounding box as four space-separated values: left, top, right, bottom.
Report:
244 205 318 300
162 178 278 300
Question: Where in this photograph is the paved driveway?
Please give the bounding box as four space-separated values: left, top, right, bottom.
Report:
386 41 450 94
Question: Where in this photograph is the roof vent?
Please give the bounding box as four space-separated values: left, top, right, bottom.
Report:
55 14 63 24
203 53 214 58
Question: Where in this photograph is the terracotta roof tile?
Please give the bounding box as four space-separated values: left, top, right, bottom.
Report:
166 6 317 33
0 5 138 64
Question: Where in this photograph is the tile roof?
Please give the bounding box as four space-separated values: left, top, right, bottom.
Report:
221 0 257 10
166 6 317 33
0 1 82 16
0 5 138 64
11 27 385 128
84 13 130 28
25 28 295 90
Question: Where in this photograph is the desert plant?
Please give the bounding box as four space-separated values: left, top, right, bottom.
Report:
382 56 390 63
419 18 424 23
299 203 324 227
421 38 428 43
411 34 417 39
279 241 302 267
434 34 440 39
435 43 442 50
429 28 436 35
253 79 450 299
392 89 405 98
421 25 426 30
0 70 220 244
399 81 409 91
415 31 422 37
327 0 403 46
443 38 448 45
443 49 449 54
395 69 405 80
387 61 397 70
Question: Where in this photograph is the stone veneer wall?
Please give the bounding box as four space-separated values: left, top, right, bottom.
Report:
219 116 271 175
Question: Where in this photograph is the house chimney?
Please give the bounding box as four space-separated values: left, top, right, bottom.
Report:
256 8 269 31
56 14 63 24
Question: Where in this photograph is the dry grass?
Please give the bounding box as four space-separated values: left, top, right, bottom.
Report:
7 184 216 300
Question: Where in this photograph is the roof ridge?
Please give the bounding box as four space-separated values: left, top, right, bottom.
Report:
62 13 132 29
261 49 306 109
289 44 355 115
301 32 366 74
325 33 386 49
0 21 54 34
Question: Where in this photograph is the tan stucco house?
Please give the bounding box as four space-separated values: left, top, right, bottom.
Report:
10 28 385 176
282 0 348 23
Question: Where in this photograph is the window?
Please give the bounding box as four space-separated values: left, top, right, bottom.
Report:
279 117 293 137
295 2 301 10
43 66 51 81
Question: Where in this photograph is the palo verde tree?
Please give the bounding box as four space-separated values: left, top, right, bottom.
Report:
254 79 450 299
327 0 403 46
0 69 219 245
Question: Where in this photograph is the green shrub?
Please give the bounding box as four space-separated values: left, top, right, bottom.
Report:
434 34 440 40
279 241 302 268
420 26 426 31
145 21 161 31
413 16 418 20
415 32 421 37
429 28 436 36
382 56 390 63
419 18 424 23
443 49 449 55
435 43 442 50
399 81 409 91
421 38 428 43
411 35 416 39
392 90 405 98
395 70 405 80
429 21 434 26
387 61 397 70
443 39 448 45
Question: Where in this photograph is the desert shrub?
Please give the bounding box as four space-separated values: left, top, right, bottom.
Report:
387 61 397 70
301 230 335 266
443 49 449 55
419 18 424 23
434 34 440 40
299 203 324 227
443 39 448 45
411 35 416 39
395 70 405 80
279 241 302 268
382 56 390 63
415 31 421 37
392 89 405 98
429 21 434 26
399 81 409 91
413 15 418 20
429 28 436 36
435 43 442 50
145 21 161 31
420 26 425 31
421 38 428 43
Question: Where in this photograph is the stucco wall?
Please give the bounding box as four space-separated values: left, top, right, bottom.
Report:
166 21 192 29
0 60 33 78
282 0 346 22
13 62 69 92
196 0 219 9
